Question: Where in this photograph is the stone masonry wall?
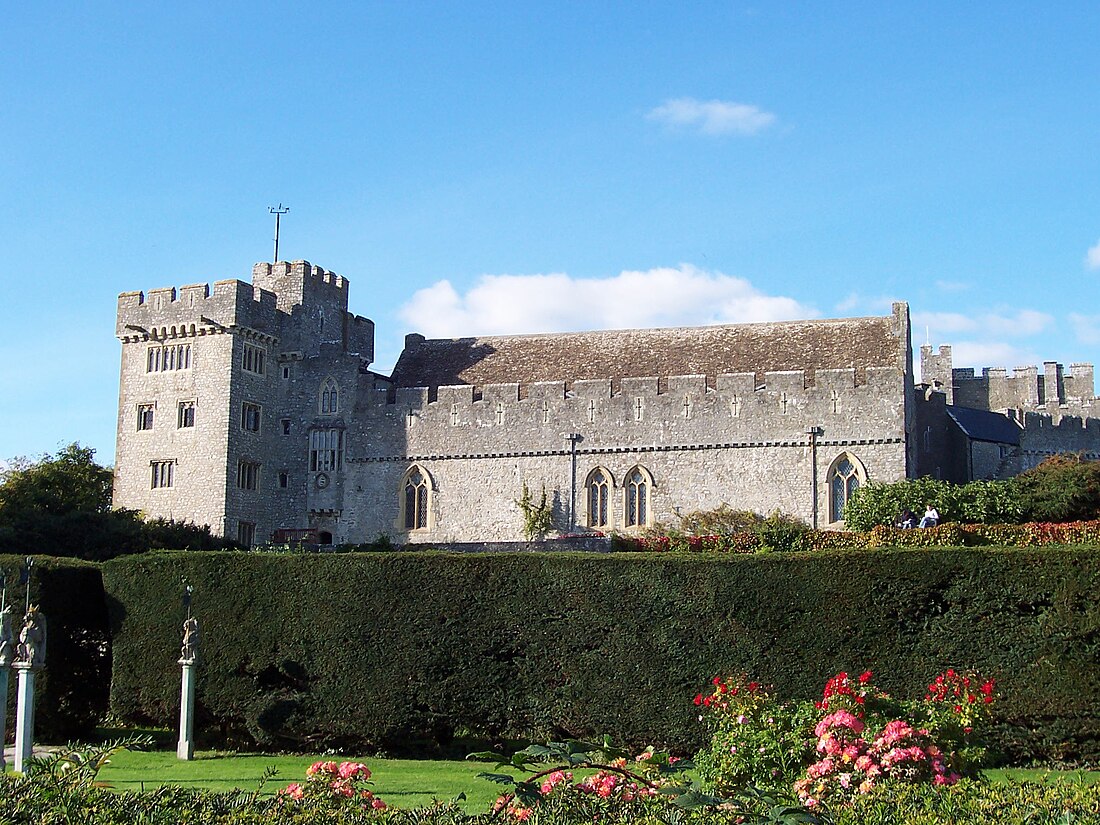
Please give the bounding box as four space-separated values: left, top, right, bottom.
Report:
328 366 910 543
113 329 233 532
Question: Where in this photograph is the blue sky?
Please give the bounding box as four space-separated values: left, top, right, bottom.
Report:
3 3 1099 465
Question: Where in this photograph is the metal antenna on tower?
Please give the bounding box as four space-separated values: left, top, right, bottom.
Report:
268 203 289 262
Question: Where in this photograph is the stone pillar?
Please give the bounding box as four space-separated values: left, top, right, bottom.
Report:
13 662 38 773
177 659 196 760
0 665 9 772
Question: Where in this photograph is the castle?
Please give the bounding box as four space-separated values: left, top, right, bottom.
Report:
113 260 1100 545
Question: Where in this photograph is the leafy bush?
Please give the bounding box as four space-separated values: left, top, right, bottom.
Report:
692 677 817 798
837 780 1100 825
842 477 1025 531
1011 454 1100 524
843 456 1100 531
842 477 958 531
642 506 810 552
0 443 236 560
676 505 765 536
3 739 1100 824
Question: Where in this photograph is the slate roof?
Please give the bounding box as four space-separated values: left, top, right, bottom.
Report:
946 405 1022 445
390 306 909 391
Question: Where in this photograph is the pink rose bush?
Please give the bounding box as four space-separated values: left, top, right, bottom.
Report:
485 746 684 821
795 709 960 808
277 759 388 812
695 668 997 809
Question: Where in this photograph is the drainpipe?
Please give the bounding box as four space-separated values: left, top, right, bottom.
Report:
566 433 582 530
807 427 823 529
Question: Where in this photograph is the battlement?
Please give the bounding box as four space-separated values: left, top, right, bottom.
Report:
920 344 1095 410
252 260 349 315
381 367 905 411
116 278 279 340
252 260 348 289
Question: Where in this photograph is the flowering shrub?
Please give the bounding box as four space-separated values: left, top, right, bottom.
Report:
619 518 1100 554
918 669 996 776
693 675 818 797
795 714 959 808
277 759 388 812
817 670 876 712
473 740 691 822
490 758 668 822
696 668 998 810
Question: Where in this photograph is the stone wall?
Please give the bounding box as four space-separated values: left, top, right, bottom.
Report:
320 364 911 543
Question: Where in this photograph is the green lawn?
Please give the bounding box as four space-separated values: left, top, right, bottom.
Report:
96 749 506 811
985 767 1100 785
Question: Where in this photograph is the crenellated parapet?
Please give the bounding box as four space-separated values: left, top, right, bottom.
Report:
921 344 1096 411
368 366 907 453
116 279 280 342
252 260 349 316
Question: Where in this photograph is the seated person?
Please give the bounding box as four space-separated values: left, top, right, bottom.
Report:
895 508 917 529
919 504 940 529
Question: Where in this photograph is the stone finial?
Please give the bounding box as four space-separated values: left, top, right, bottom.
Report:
180 616 200 664
16 606 46 668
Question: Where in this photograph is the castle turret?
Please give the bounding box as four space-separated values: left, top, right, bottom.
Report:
920 345 954 404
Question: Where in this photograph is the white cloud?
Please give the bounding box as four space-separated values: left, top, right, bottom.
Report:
398 265 816 339
981 309 1052 337
913 309 1056 381
1070 313 1100 345
1087 240 1100 270
912 311 977 334
913 309 1052 338
947 341 1042 371
646 97 776 136
834 293 860 313
934 279 970 293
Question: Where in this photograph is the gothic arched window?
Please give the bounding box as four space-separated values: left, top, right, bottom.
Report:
625 466 653 528
586 468 612 528
828 453 866 523
403 466 431 530
320 378 339 415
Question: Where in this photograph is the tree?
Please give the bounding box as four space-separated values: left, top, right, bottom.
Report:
0 443 229 560
1011 454 1100 524
0 443 143 559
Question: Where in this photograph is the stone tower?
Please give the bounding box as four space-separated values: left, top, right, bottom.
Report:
113 262 374 544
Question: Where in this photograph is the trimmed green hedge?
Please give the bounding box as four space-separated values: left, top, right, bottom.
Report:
0 555 111 741
102 549 1100 762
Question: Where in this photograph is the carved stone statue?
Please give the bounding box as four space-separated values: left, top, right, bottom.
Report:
180 616 200 664
17 606 46 667
0 605 14 667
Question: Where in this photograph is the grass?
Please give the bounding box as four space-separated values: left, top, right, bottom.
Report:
986 767 1100 785
96 749 507 811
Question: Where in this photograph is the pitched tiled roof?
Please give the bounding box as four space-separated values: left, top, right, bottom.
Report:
390 304 910 390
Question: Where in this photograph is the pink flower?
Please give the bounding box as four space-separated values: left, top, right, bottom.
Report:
878 719 914 745
539 770 572 794
330 779 354 798
815 710 865 738
338 761 370 780
279 782 304 800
